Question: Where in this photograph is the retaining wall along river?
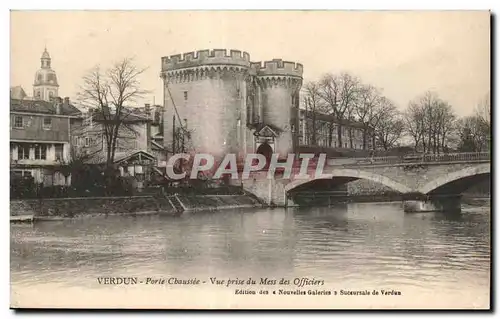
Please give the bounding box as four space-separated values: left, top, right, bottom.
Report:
10 194 264 221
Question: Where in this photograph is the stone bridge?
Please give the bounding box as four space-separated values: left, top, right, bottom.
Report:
239 152 490 207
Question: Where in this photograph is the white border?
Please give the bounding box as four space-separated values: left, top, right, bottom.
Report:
2 1 497 318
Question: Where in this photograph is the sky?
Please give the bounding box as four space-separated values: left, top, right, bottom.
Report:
10 10 490 117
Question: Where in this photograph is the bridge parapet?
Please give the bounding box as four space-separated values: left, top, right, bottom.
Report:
327 152 490 167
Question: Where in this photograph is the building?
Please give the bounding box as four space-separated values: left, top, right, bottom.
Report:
298 109 374 151
10 97 82 186
160 49 303 161
10 86 28 100
10 47 83 186
75 104 165 188
33 48 59 101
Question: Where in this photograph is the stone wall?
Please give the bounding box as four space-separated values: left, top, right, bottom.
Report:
10 195 176 218
346 179 399 195
10 194 265 218
241 174 290 206
176 194 263 212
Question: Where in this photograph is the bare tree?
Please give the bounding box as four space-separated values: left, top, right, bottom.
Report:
474 91 491 149
433 100 456 154
355 84 390 150
455 93 491 152
374 101 404 150
404 91 456 154
302 81 324 145
404 101 425 151
475 91 491 127
456 116 489 152
319 72 360 148
77 58 149 169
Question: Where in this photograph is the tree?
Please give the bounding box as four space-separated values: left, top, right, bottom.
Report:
354 85 399 150
302 81 324 145
456 116 489 152
77 58 149 170
319 72 360 147
433 100 456 154
403 91 456 154
374 101 404 150
404 101 425 151
474 92 491 150
475 92 491 127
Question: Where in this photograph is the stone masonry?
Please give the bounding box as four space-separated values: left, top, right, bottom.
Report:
160 49 303 160
239 161 490 206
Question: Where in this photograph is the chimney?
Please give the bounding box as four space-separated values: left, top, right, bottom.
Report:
64 97 70 105
54 97 62 115
145 103 151 119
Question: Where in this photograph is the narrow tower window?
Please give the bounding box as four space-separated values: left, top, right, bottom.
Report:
184 91 188 101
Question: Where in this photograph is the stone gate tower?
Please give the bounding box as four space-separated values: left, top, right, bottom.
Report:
160 49 303 160
249 59 303 158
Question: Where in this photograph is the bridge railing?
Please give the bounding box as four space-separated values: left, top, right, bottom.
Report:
327 152 490 166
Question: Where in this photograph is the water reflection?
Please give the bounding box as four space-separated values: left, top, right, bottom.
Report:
11 201 490 306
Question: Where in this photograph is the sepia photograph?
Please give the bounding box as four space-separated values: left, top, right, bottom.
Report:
9 10 491 310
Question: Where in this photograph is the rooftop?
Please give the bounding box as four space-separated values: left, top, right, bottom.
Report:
10 98 81 116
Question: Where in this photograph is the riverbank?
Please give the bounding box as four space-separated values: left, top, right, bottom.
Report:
10 191 490 222
10 193 265 222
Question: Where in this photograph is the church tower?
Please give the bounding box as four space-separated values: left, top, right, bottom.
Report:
33 48 59 101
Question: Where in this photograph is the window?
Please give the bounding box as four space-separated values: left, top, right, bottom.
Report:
43 117 52 130
35 144 47 160
13 116 23 128
85 137 90 147
183 91 188 100
55 144 63 161
17 144 30 160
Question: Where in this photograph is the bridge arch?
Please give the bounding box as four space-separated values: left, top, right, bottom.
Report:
284 168 412 194
418 163 490 195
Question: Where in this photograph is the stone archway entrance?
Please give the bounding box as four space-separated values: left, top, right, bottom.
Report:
256 142 273 167
254 124 280 169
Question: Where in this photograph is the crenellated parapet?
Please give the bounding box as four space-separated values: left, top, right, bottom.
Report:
255 76 303 90
163 65 249 84
161 49 253 83
162 49 251 71
251 59 303 78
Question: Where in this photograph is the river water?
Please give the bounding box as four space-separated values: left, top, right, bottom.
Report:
10 200 490 309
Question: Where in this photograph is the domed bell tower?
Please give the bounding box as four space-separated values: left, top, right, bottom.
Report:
33 48 59 101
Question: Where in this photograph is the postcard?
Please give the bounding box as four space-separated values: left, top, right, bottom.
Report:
10 10 491 310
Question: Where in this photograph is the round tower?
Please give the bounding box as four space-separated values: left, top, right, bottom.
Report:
253 59 303 158
160 49 251 158
33 48 59 101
